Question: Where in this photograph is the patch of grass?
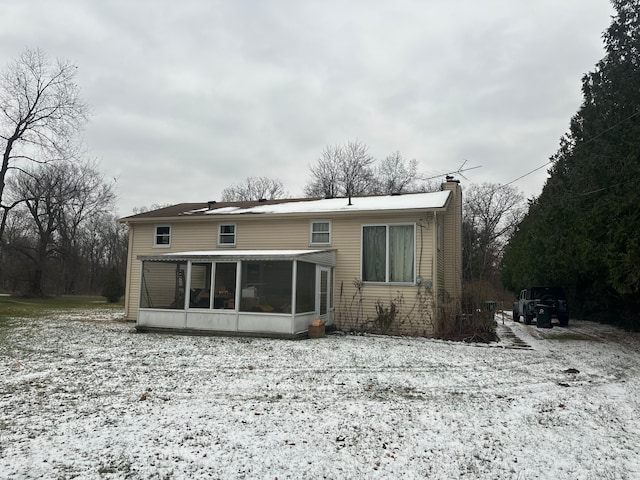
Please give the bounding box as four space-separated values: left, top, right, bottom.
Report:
0 295 124 321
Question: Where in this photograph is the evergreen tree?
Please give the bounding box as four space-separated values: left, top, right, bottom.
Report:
502 0 640 328
102 266 124 304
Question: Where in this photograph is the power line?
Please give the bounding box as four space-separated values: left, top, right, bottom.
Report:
497 108 640 190
577 173 640 197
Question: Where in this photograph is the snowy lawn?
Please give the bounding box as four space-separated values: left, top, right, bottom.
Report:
1 311 639 479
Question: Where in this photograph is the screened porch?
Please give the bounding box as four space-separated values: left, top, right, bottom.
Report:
136 250 336 337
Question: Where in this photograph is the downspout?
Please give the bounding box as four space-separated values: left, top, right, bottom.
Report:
432 211 438 315
235 260 241 332
184 261 192 329
124 223 134 320
291 260 298 335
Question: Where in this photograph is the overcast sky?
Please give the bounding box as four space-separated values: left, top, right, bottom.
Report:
1 1 615 215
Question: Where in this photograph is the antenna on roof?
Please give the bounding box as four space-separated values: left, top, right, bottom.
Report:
418 160 481 182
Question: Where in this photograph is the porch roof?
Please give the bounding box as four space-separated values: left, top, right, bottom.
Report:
138 249 337 267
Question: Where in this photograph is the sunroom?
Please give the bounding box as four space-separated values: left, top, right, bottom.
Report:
136 249 336 338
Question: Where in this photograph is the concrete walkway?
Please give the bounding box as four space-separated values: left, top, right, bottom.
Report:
494 311 532 349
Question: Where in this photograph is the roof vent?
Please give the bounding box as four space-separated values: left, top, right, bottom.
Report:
207 200 216 209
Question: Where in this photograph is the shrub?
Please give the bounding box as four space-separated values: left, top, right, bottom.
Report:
102 267 123 303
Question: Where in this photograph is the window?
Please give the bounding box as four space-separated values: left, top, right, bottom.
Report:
154 225 171 247
310 221 331 245
362 224 415 283
218 224 236 246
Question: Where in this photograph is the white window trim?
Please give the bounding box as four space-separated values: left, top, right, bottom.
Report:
310 220 331 246
360 222 416 285
218 223 237 247
154 225 171 248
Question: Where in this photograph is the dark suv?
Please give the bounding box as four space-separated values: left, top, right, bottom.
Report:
513 286 569 327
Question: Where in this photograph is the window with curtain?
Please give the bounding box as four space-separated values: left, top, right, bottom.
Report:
310 221 331 244
362 224 415 283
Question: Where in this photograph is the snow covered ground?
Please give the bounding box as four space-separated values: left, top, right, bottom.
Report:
1 310 639 479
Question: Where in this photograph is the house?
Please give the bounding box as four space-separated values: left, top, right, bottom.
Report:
119 179 462 338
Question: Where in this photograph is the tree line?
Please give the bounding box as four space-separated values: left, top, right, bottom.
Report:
0 49 126 297
502 0 640 329
221 141 439 202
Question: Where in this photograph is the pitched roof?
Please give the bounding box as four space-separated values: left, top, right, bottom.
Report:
121 190 451 221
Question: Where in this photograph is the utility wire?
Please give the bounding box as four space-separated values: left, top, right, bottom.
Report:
577 173 640 196
497 108 640 191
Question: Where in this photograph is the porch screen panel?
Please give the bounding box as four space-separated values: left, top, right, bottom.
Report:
189 263 212 309
295 261 315 314
319 270 328 315
362 226 386 282
214 262 237 309
140 261 187 309
240 261 293 313
389 225 415 283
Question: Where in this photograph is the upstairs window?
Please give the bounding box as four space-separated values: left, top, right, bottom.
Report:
310 221 331 245
362 224 415 283
154 225 171 247
218 224 236 246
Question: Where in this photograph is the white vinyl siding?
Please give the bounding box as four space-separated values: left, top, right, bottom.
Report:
125 210 438 337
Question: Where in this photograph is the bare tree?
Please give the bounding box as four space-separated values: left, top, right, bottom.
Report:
372 151 418 194
82 212 128 293
462 183 526 282
56 160 116 293
304 140 374 198
304 144 342 198
132 203 172 215
341 140 374 198
5 160 115 296
0 48 89 242
221 176 287 201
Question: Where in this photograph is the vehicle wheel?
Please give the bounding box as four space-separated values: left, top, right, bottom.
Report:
524 314 533 325
512 310 519 322
541 295 556 307
559 316 569 327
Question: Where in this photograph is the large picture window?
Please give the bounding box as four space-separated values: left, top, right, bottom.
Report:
362 224 415 283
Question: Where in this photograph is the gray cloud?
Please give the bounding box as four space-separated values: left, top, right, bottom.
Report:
0 0 614 214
